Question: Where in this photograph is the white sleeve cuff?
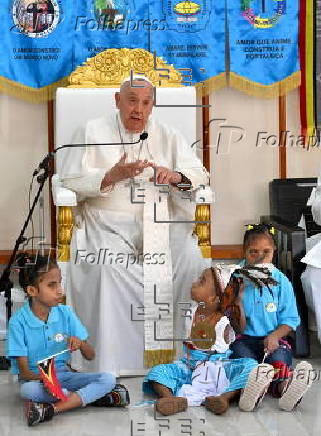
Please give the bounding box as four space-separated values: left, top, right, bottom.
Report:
62 169 109 198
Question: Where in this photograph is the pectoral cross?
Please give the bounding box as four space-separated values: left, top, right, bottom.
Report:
261 0 266 13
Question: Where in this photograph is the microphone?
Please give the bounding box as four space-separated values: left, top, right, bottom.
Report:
33 134 149 177
33 152 55 177
55 136 143 153
140 132 148 141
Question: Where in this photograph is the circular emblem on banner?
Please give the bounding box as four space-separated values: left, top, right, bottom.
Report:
265 302 277 313
163 0 210 33
241 0 286 29
12 0 60 38
174 1 201 16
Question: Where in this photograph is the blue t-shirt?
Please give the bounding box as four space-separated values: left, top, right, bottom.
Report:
6 303 88 375
240 264 300 337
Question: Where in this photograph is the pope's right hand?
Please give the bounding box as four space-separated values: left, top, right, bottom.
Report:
101 153 154 189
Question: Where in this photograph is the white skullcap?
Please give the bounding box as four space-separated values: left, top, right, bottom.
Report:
120 74 153 90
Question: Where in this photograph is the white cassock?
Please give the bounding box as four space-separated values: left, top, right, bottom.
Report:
301 174 321 343
61 112 210 376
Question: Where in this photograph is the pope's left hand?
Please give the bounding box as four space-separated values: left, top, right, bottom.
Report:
263 333 279 354
68 336 83 352
150 167 182 185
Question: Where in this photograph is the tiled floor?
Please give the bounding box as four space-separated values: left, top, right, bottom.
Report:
0 337 320 436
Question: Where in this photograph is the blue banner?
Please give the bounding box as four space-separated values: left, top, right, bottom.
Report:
0 0 75 88
74 0 149 68
228 0 300 96
0 0 301 101
149 0 226 91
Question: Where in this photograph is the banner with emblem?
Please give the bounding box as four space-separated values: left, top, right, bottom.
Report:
0 0 76 102
149 0 226 94
74 0 149 71
227 0 301 97
0 0 304 102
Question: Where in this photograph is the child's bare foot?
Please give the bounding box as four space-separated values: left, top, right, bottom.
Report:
151 382 173 398
204 395 229 415
155 397 188 416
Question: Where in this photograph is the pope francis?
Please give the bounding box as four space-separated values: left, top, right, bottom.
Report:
61 77 210 376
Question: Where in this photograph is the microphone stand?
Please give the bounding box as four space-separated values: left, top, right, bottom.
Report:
0 162 51 370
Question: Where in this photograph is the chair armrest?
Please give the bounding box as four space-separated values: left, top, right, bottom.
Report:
194 185 214 204
51 174 77 207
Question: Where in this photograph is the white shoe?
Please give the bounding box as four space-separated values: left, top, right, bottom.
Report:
239 363 274 412
279 361 314 411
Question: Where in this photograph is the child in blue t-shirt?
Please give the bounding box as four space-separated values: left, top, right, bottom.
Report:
6 253 129 427
232 225 314 412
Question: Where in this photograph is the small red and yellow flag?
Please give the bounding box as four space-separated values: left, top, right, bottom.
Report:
37 350 69 402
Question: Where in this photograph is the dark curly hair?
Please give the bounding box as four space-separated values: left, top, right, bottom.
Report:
15 252 58 293
243 224 276 249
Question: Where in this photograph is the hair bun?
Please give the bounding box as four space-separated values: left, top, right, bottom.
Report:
14 252 57 292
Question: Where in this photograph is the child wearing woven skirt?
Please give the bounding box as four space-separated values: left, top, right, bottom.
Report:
234 225 314 412
143 267 258 415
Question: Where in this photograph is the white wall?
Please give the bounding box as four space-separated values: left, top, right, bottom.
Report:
0 94 51 250
210 88 321 245
287 90 321 178
0 88 320 250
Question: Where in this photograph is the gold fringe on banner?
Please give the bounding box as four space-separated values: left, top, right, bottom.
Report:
0 75 69 104
195 72 227 97
144 349 175 368
229 71 301 99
